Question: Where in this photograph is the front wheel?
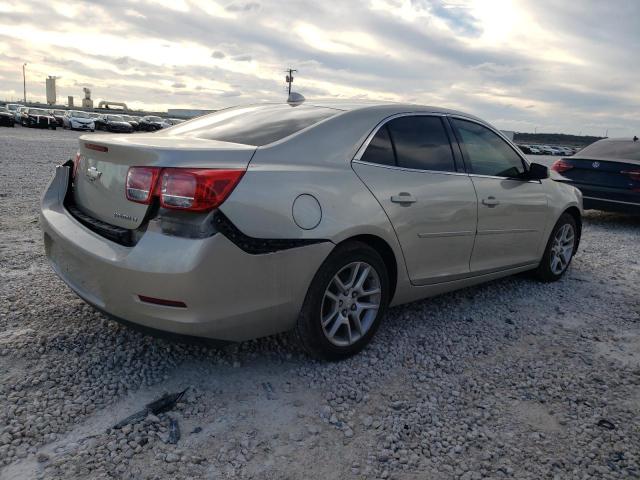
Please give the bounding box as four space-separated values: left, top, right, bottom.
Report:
296 241 390 360
535 213 578 282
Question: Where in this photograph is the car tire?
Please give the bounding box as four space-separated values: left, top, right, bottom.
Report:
296 241 390 361
535 213 578 282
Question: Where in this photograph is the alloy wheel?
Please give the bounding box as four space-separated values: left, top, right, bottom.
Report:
550 223 575 275
320 261 381 347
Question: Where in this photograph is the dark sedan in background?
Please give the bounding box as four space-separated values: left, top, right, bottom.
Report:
0 106 15 127
138 115 166 131
19 108 57 129
121 114 140 130
551 136 639 214
50 109 67 127
96 114 134 133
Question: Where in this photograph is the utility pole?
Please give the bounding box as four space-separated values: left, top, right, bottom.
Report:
285 68 296 95
22 63 27 103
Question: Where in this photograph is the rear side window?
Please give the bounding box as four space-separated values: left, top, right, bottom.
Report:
360 125 396 166
576 139 640 161
360 115 455 172
451 119 525 177
166 104 339 146
387 116 455 172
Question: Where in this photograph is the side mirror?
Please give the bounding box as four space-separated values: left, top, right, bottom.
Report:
527 162 549 180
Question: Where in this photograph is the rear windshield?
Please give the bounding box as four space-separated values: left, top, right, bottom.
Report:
577 139 640 161
166 104 340 146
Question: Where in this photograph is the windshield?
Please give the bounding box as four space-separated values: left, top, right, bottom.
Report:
29 109 49 115
106 115 124 122
71 111 90 118
576 139 640 161
166 104 340 146
146 116 162 122
53 110 65 115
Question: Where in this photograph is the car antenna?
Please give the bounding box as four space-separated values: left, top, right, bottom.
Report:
285 67 305 106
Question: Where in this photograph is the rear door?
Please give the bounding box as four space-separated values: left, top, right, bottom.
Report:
449 118 548 272
353 114 478 285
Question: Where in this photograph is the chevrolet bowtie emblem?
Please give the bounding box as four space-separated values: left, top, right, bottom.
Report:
86 166 102 181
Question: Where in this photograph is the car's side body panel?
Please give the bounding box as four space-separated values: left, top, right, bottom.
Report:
352 162 478 285
468 176 548 272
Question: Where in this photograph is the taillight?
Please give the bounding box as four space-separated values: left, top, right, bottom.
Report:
125 167 244 211
72 152 81 179
621 169 640 182
85 143 108 153
160 169 245 211
126 167 161 204
550 159 573 173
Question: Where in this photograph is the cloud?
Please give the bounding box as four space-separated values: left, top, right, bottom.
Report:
0 0 637 136
225 2 260 12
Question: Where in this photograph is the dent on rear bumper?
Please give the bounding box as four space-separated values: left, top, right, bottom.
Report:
40 165 333 341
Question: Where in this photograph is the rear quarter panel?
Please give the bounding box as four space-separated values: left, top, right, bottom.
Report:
220 107 411 304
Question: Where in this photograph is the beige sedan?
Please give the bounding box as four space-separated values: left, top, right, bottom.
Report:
41 102 582 359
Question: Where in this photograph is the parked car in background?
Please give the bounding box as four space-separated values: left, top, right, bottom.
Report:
16 106 28 122
20 108 57 129
138 115 166 131
63 111 95 131
0 106 15 127
41 102 583 360
556 146 574 156
97 114 134 133
540 145 562 155
551 136 639 214
5 103 24 120
121 115 139 130
166 118 185 126
517 144 533 154
50 109 67 127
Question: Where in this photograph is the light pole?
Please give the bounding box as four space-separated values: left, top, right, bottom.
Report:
22 63 27 103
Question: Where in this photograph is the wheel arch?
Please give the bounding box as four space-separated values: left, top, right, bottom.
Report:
563 206 582 251
334 234 398 302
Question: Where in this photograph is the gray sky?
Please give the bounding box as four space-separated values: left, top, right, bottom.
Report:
1 0 638 136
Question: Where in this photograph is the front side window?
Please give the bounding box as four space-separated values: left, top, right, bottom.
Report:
359 115 455 172
451 119 525 177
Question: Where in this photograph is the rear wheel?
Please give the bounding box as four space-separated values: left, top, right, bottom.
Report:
296 241 389 360
535 213 578 282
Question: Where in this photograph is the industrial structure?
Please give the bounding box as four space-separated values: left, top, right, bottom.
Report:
45 76 56 105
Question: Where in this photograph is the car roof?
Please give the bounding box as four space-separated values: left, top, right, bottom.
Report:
300 100 484 122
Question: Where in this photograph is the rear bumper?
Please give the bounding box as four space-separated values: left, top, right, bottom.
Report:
40 165 333 341
557 181 640 214
583 196 640 214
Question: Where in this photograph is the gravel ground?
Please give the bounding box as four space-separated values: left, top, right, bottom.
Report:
1 126 639 480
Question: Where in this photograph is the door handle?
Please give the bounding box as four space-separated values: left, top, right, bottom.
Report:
482 196 500 207
390 193 416 204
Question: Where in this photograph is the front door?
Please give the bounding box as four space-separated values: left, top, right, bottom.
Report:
353 115 478 285
449 118 548 272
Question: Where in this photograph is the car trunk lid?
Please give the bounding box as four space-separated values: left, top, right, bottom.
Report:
554 157 640 189
73 133 255 229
